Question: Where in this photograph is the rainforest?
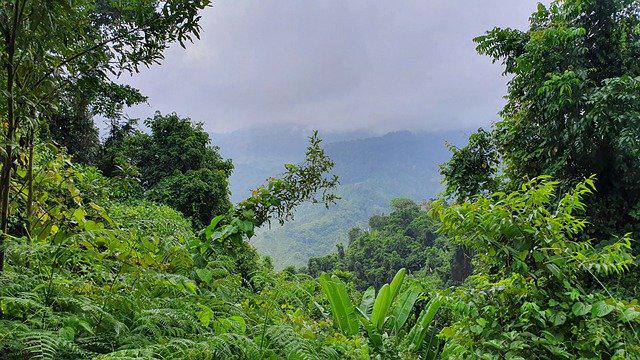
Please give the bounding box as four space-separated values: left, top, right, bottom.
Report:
0 0 639 359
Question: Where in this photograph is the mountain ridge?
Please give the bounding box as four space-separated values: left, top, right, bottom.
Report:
212 124 469 268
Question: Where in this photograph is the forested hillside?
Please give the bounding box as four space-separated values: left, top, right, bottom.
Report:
218 128 466 268
0 1 639 359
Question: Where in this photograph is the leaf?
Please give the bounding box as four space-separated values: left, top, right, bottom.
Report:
388 287 421 333
619 307 640 322
358 286 376 319
84 220 100 231
571 302 591 317
195 268 213 283
355 307 383 348
591 301 614 318
219 315 246 334
370 284 391 330
369 268 406 331
319 274 360 336
196 304 214 327
405 296 443 351
549 311 566 326
388 268 406 303
72 208 86 223
204 215 225 238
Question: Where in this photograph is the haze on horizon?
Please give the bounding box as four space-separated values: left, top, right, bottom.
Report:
119 1 545 135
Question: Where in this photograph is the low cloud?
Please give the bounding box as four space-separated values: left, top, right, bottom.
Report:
120 0 543 134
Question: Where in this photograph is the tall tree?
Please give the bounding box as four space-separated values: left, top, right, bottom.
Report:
440 129 499 283
125 112 233 189
100 113 234 228
474 0 640 237
0 0 211 270
48 78 146 164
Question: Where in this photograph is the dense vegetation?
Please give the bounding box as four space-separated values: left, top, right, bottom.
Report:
97 113 234 228
307 199 450 291
0 0 639 359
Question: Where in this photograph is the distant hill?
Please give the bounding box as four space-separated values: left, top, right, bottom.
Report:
213 124 468 268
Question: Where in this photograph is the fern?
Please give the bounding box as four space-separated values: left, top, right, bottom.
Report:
22 332 60 360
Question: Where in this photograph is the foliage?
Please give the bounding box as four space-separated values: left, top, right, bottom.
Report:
48 82 146 165
147 168 231 229
309 198 449 290
0 142 364 359
440 128 499 203
431 177 640 358
472 0 640 237
98 113 233 228
320 268 444 359
2 1 640 359
118 112 233 189
0 0 213 271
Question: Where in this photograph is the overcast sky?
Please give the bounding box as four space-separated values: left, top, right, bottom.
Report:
119 1 544 134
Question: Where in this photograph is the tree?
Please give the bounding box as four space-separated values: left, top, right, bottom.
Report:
99 112 234 226
147 168 231 228
432 177 639 358
0 0 211 271
126 112 233 188
440 128 499 203
474 0 640 238
440 129 500 283
48 80 146 164
97 118 140 177
308 198 444 290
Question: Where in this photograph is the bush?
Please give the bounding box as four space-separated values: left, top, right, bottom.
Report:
146 168 231 229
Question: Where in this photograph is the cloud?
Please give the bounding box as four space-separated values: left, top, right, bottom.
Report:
119 0 543 133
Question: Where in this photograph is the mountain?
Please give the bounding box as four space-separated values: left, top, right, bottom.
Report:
213 124 468 268
213 124 372 202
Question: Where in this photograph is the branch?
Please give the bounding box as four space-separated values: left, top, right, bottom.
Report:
32 26 142 90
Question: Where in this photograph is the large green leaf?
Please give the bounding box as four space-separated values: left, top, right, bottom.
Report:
406 296 443 351
388 268 406 302
319 274 360 336
355 307 383 348
572 302 591 317
359 286 376 319
591 301 614 318
370 284 391 330
388 287 421 333
370 268 407 331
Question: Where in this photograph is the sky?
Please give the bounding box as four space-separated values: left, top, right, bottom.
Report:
119 0 544 134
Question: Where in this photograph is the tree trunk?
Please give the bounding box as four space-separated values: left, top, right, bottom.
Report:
26 129 34 226
451 245 473 284
0 17 16 272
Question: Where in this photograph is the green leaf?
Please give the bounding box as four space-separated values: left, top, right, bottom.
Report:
220 315 246 334
204 215 225 238
388 287 421 333
406 296 443 351
355 307 383 348
72 208 86 223
319 274 360 336
370 284 391 330
388 268 406 303
549 311 566 326
195 268 213 283
197 304 214 327
591 301 614 318
619 307 640 322
359 286 376 319
571 302 591 317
